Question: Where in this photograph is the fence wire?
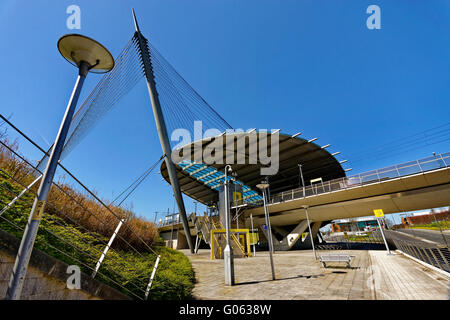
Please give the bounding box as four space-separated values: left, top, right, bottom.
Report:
145 37 233 146
33 35 144 175
0 121 162 300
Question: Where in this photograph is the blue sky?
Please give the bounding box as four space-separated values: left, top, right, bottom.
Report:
1 1 449 222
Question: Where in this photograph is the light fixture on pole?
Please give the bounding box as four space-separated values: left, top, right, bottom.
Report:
256 179 275 280
6 34 114 300
223 165 235 286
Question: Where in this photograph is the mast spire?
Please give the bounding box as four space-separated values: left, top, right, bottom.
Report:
131 8 195 253
132 8 141 33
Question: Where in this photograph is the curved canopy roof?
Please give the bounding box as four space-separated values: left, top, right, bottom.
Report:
160 131 346 205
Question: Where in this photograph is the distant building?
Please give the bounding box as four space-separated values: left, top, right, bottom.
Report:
331 216 379 233
401 208 449 226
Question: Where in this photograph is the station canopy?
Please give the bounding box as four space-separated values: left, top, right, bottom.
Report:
160 131 346 205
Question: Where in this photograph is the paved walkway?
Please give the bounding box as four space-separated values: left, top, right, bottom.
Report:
182 249 449 300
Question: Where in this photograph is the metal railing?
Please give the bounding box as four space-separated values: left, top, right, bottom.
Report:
157 213 180 227
323 229 384 244
270 152 450 204
393 239 449 273
0 120 162 300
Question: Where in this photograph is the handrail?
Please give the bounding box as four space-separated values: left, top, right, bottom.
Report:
218 220 246 256
269 152 450 204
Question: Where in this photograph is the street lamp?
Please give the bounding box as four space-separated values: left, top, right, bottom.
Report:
303 205 317 260
223 165 235 286
6 34 114 300
256 179 275 280
250 213 256 257
298 163 305 197
231 171 239 229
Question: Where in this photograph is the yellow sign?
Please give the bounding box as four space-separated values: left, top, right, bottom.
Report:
31 200 46 221
373 209 384 218
232 192 242 205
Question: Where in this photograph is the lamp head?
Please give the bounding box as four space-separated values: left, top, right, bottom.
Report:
256 181 270 190
58 34 114 74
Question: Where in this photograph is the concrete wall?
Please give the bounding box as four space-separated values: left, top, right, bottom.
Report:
0 229 130 300
161 227 189 249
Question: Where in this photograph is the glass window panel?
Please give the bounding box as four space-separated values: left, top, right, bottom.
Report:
418 158 441 171
293 190 303 198
305 186 314 197
378 169 398 180
398 163 420 176
362 174 379 184
346 176 361 186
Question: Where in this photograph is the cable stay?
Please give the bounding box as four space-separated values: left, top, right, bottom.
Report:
112 155 165 207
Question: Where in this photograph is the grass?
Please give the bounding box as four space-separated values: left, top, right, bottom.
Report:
347 235 373 242
0 147 195 299
409 221 450 231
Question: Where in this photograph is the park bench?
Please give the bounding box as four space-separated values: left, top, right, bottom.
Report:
319 253 352 268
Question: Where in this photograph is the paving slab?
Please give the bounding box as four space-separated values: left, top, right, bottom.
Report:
182 249 449 300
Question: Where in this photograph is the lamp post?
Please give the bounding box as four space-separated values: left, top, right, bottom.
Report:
223 165 235 286
231 171 238 229
298 164 305 197
256 179 275 280
376 217 391 255
250 213 256 257
6 34 114 300
431 212 448 248
303 205 317 260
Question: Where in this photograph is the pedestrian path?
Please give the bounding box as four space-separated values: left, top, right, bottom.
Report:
182 249 449 300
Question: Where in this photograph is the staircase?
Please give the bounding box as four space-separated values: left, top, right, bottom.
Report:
189 213 247 258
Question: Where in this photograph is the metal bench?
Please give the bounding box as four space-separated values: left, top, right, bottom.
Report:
319 253 352 268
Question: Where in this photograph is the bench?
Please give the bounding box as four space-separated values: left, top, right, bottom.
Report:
319 253 352 268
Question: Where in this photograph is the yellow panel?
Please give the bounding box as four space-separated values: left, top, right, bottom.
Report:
373 209 384 217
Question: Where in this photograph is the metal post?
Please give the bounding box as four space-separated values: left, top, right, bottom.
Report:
376 217 391 255
262 188 275 280
438 153 446 168
194 234 199 254
92 218 124 278
223 165 235 286
7 62 89 300
169 211 174 249
304 206 317 260
250 213 256 257
145 255 161 299
132 10 194 253
431 213 448 248
0 175 42 216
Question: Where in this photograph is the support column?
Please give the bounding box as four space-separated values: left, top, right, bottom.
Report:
132 10 194 253
7 61 89 299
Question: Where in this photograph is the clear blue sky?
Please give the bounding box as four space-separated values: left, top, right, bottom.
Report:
1 1 449 222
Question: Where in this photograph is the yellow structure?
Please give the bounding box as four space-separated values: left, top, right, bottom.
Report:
373 209 384 218
210 229 252 260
